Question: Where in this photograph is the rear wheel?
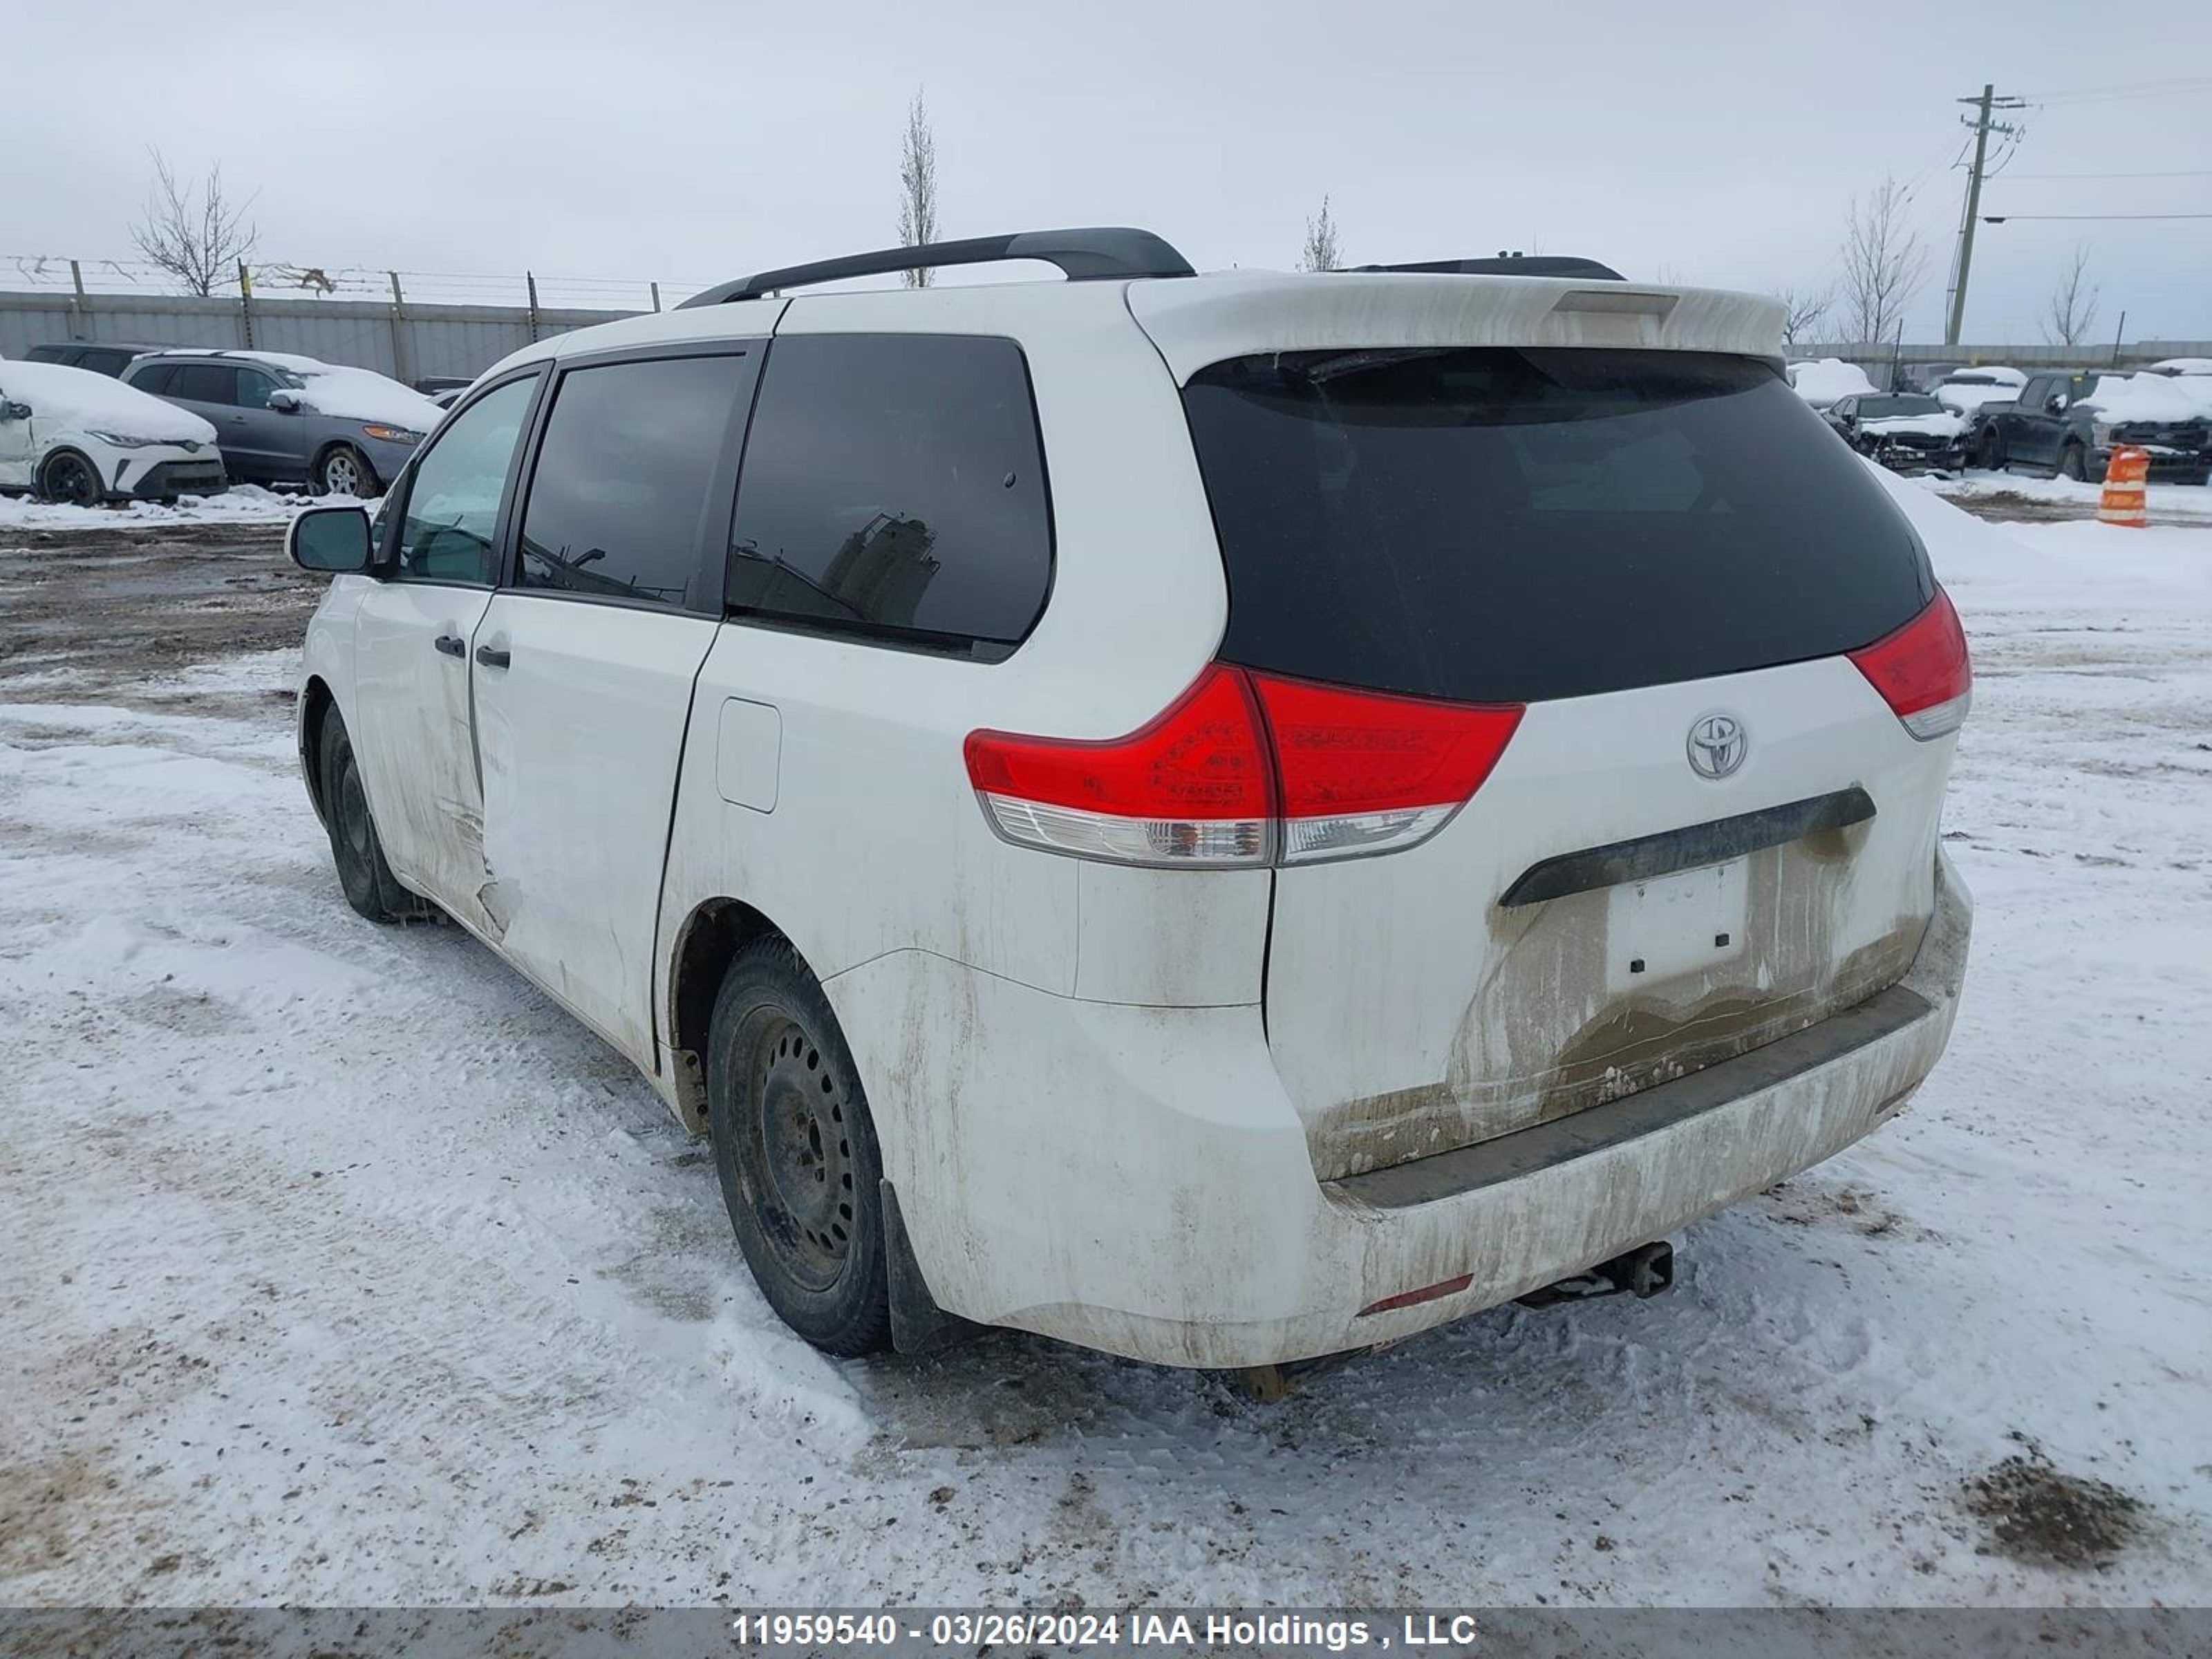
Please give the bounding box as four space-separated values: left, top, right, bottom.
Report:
313 444 375 498
317 711 421 922
2058 442 2088 482
706 939 892 1356
37 451 102 507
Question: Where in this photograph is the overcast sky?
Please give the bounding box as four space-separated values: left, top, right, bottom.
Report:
13 0 2212 344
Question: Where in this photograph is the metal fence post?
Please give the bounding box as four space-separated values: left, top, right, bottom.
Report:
650 281 662 313
68 260 88 340
525 270 541 342
238 262 255 348
388 271 413 386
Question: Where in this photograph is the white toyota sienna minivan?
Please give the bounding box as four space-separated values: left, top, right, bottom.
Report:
288 229 1972 1372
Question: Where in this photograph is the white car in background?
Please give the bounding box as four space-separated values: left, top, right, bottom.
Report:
0 358 227 506
1933 365 2027 419
2144 357 2212 415
1785 357 1877 410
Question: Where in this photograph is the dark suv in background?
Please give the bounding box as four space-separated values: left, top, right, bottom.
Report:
1973 369 2212 484
24 341 174 379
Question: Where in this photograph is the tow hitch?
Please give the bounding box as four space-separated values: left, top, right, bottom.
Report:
1516 1241 1674 1310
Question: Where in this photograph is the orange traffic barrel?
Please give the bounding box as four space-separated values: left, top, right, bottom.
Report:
2098 447 2149 528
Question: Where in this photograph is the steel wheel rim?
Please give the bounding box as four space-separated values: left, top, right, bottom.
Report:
738 1011 854 1292
334 753 377 895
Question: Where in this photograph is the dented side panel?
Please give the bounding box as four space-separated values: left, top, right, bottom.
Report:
345 581 496 929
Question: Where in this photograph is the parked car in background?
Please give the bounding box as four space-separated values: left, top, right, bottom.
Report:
2142 358 2212 416
413 375 473 398
1933 366 2027 419
122 349 442 496
24 340 177 379
1786 357 1877 409
0 359 226 505
1971 369 2212 484
1825 393 1969 474
283 229 1972 1371
1896 362 1962 395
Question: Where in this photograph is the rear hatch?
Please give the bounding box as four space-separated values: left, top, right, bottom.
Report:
1143 286 1963 1181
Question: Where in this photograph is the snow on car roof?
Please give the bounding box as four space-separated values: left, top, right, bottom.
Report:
1786 357 1875 404
2148 357 2212 375
2083 373 2212 424
0 358 218 444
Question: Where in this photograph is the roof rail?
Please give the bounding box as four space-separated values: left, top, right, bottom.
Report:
1352 254 1627 281
678 227 1194 308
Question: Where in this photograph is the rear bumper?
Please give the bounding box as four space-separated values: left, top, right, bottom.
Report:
830 851 1971 1369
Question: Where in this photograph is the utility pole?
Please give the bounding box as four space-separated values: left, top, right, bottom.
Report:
1944 83 2026 346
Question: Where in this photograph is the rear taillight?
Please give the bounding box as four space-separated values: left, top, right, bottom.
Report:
1848 586 1972 740
964 665 1274 867
1250 672 1525 864
964 666 1523 868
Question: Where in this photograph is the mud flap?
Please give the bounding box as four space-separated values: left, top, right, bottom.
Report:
881 1181 982 1356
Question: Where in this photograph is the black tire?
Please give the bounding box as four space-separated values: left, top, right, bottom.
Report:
2058 443 2088 482
37 451 103 507
1975 427 2006 472
706 939 892 1357
317 711 419 922
313 444 377 499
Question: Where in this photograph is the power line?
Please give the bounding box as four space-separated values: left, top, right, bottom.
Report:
2003 168 2212 180
2017 77 2212 105
1981 213 2212 222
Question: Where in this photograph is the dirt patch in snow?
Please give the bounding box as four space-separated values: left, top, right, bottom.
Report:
0 521 319 690
1964 1452 2147 1570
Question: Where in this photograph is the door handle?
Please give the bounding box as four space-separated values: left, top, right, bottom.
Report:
433 634 465 657
475 645 511 670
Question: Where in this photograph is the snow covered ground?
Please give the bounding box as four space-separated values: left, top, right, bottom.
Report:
2 496 2209 1612
0 485 367 532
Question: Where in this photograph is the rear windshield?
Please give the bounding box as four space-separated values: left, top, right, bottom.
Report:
1181 348 1933 704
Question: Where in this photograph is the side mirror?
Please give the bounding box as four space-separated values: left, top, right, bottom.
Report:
2045 393 2068 414
268 388 303 413
288 505 373 574
1 399 32 421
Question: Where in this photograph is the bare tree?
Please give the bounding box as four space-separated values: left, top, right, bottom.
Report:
1300 196 1342 272
1838 176 1929 345
1774 283 1835 347
2041 245 2101 346
896 88 939 286
129 150 257 297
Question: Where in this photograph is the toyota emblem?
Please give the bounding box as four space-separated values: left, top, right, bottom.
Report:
1687 713 1747 780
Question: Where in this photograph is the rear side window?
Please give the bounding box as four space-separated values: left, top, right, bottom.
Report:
1182 348 1933 704
727 334 1051 657
168 364 236 404
517 354 751 612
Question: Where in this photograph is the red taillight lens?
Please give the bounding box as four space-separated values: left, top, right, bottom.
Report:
1848 587 1972 740
964 665 1275 865
1251 673 1525 863
965 666 1524 868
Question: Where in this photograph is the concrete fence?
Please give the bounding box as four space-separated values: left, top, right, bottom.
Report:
0 288 644 383
9 283 2210 390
